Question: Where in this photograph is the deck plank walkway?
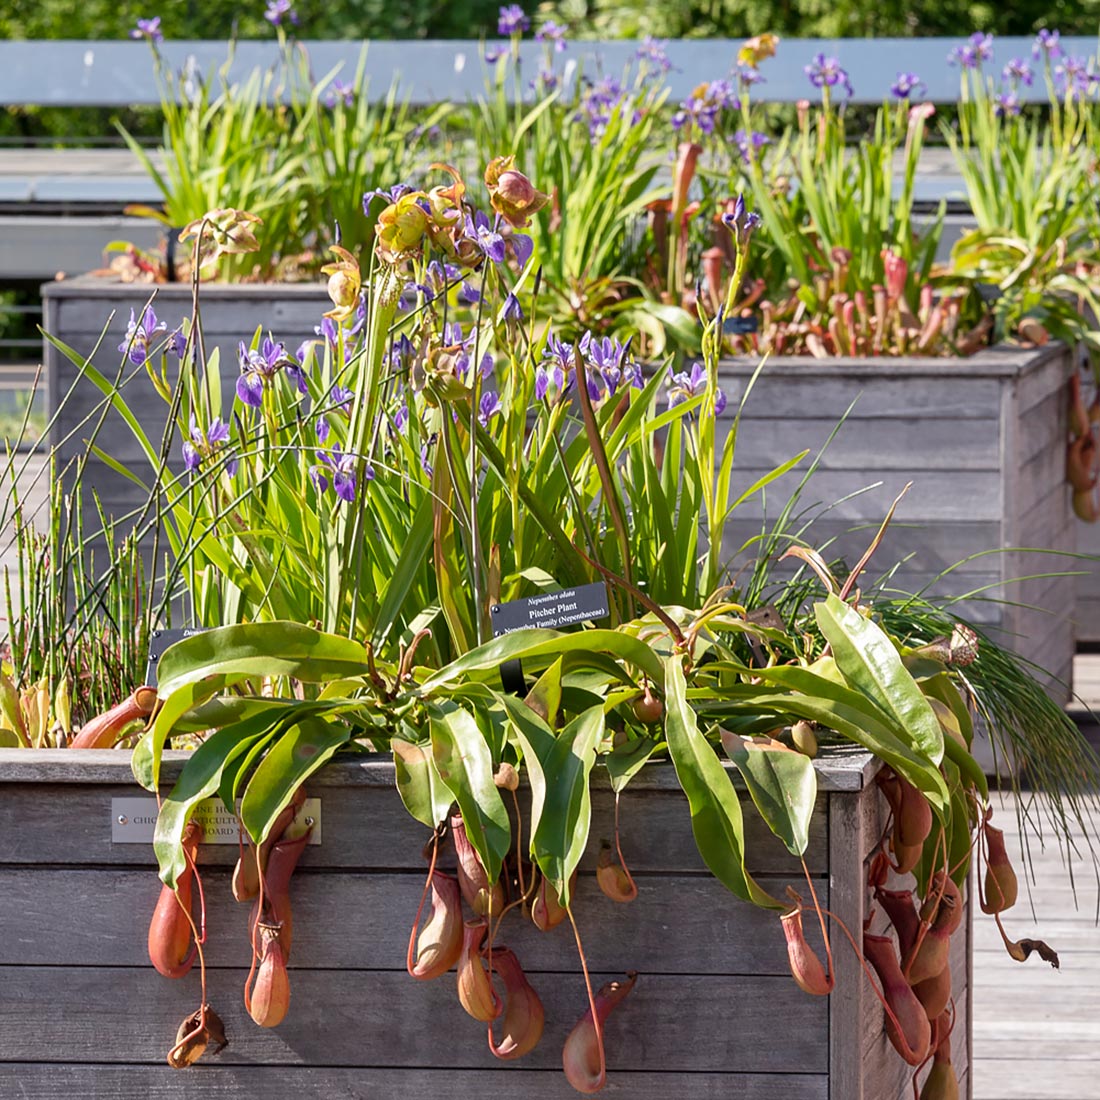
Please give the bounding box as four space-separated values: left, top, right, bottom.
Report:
972 657 1100 1100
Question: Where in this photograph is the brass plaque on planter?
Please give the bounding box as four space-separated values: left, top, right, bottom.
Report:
111 797 322 845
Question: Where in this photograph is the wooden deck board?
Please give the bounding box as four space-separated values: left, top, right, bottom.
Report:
972 790 1100 1100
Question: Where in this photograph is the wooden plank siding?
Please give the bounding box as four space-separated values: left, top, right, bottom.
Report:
0 750 968 1098
716 345 1076 693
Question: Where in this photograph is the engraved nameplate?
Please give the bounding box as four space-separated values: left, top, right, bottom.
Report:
111 797 322 845
490 581 610 636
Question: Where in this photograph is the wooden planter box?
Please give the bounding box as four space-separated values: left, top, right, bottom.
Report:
0 747 970 1100
718 345 1077 697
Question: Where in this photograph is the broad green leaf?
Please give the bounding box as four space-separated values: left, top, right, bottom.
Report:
919 671 975 747
420 628 662 693
739 692 949 814
524 659 563 728
240 717 353 844
0 728 22 747
132 677 227 791
171 693 275 732
156 622 371 699
428 701 511 885
393 736 454 829
499 693 555 852
816 595 944 765
723 738 817 858
663 657 782 910
154 713 282 886
942 731 989 802
531 705 604 906
606 736 662 794
757 665 912 738
219 714 291 812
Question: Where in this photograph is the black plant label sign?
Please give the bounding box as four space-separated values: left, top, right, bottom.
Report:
145 627 211 687
490 582 611 638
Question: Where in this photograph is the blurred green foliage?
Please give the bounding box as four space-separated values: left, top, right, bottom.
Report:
0 0 502 40
2 0 1097 42
541 0 1100 38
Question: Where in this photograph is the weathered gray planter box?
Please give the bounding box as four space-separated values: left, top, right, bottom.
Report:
0 747 970 1100
43 278 329 536
718 345 1077 697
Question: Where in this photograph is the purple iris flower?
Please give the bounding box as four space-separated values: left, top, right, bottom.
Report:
236 336 288 408
330 384 354 412
389 333 415 373
497 4 529 36
804 54 853 97
635 36 673 74
118 305 167 367
316 416 331 444
672 79 738 133
393 404 410 432
182 414 231 474
1033 30 1062 60
478 391 504 427
949 33 993 69
168 327 188 360
362 182 414 213
459 282 482 305
130 17 163 43
420 436 437 477
722 194 762 243
465 211 506 265
264 0 298 26
890 72 925 100
576 76 632 140
736 65 765 89
296 339 315 368
667 363 728 415
391 334 415 372
579 332 642 400
503 292 525 325
510 233 534 268
531 66 559 94
419 260 461 303
1003 58 1034 86
667 362 706 407
535 335 577 402
443 321 467 348
284 355 309 396
535 21 568 52
323 79 355 109
731 129 770 163
316 446 370 504
1054 55 1095 98
485 45 507 63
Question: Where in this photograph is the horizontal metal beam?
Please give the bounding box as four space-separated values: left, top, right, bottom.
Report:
0 36 1092 108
